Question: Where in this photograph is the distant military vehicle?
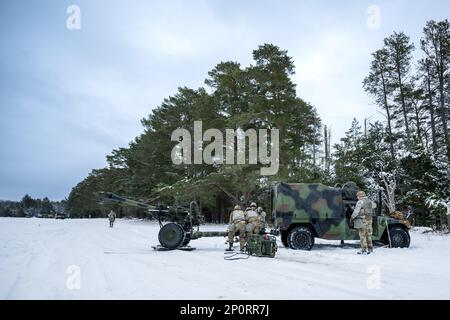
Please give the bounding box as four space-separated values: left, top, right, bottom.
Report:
55 213 66 219
272 182 411 250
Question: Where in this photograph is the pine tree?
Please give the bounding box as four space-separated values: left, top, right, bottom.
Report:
333 119 366 187
418 58 439 154
41 197 54 215
363 49 396 159
421 20 450 161
21 194 34 209
384 32 415 145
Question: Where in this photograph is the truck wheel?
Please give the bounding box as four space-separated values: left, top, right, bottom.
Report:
158 223 185 249
287 227 314 250
387 227 410 248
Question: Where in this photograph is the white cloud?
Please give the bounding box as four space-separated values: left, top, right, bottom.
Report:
115 1 234 58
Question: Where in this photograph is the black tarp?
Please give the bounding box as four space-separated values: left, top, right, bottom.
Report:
340 182 359 201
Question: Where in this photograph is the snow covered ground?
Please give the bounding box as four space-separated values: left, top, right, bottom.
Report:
0 217 449 300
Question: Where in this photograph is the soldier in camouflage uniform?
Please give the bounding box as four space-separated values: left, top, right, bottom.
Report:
108 210 116 228
245 202 261 235
227 205 247 251
351 191 374 254
256 207 267 229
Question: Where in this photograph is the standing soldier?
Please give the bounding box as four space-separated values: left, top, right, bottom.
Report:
351 191 374 255
227 205 247 251
256 207 267 230
246 202 260 235
108 209 116 228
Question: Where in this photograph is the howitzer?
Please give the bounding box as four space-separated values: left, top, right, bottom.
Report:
101 192 228 250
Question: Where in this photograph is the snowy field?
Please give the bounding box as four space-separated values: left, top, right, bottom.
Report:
0 217 449 300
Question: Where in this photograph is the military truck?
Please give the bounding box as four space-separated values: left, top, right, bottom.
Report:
272 182 411 250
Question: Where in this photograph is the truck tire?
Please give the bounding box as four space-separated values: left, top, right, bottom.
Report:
158 223 186 249
287 226 314 250
387 227 410 248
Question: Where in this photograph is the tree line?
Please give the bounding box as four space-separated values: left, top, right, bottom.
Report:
335 20 450 228
66 20 450 228
0 194 67 218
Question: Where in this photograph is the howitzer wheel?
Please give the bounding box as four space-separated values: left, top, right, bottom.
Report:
158 223 186 250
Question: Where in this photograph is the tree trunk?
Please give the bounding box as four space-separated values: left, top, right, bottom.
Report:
381 174 396 213
312 139 316 167
426 65 438 154
217 194 226 224
327 128 331 173
438 79 450 160
396 62 411 142
324 126 330 173
445 202 450 232
412 99 423 145
381 73 396 159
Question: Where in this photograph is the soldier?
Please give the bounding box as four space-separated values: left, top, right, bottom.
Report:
227 205 247 251
350 191 374 255
256 207 267 230
108 209 116 228
246 202 260 235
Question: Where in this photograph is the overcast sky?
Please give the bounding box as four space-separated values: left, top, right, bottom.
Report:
1 0 449 200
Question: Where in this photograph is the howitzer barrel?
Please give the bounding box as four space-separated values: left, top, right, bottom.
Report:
102 192 151 210
190 231 228 240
